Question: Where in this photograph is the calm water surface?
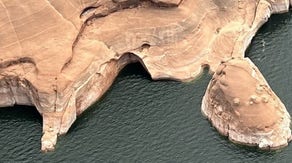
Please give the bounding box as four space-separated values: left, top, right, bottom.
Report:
0 12 292 163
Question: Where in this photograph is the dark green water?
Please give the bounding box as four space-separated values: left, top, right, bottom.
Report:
1 12 292 162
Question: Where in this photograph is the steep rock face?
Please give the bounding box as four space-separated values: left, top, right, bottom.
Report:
0 0 291 151
202 58 291 149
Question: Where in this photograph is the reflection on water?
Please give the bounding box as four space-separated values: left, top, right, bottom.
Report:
0 12 292 163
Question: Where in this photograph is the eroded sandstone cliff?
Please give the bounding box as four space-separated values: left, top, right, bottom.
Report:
0 0 291 151
202 58 291 149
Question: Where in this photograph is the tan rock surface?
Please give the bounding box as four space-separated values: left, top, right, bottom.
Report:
202 58 291 149
0 0 291 151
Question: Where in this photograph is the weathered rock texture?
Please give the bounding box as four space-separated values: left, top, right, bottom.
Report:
0 0 290 151
202 58 291 149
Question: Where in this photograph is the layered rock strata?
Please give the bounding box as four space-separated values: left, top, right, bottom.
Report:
0 0 291 151
202 58 291 149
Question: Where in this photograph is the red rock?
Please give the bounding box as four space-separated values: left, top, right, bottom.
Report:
0 0 290 151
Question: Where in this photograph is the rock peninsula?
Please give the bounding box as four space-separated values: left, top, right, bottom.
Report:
202 58 291 149
0 0 291 151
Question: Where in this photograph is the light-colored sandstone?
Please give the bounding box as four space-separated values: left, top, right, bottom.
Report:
0 0 291 151
202 58 291 149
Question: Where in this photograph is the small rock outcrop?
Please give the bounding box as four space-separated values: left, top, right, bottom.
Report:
202 58 291 149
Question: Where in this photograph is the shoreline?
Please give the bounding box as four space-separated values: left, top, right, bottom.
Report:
0 0 291 151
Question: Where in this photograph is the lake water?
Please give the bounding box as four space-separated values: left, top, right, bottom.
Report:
0 11 292 163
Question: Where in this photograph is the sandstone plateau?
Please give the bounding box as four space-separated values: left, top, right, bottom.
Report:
0 0 291 152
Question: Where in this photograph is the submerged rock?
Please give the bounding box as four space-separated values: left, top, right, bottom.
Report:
202 58 291 149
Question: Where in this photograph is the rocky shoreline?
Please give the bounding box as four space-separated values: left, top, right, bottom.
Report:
0 0 291 151
202 58 291 149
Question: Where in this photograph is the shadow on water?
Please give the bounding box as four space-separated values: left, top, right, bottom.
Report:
0 11 291 163
71 63 209 133
0 105 41 122
70 63 153 132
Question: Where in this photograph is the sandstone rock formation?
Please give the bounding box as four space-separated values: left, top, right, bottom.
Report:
0 0 291 151
202 58 291 149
